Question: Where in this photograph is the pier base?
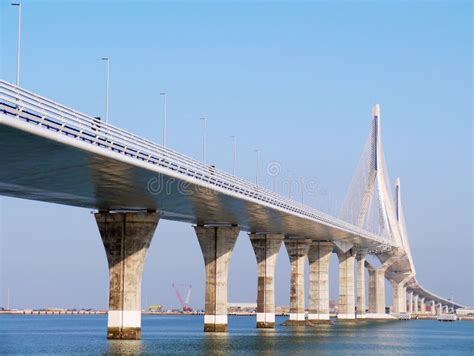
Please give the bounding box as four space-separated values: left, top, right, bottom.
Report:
96 212 159 340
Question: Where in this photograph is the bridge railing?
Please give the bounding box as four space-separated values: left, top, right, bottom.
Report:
0 80 390 245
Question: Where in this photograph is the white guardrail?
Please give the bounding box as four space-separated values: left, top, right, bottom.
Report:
0 79 390 245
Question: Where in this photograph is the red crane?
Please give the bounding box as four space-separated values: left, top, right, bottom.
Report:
172 283 193 312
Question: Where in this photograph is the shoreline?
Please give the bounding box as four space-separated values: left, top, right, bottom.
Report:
1 310 473 321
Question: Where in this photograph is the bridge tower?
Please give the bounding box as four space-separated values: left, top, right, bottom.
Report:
339 104 406 320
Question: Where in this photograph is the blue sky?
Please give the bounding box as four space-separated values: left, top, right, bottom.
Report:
0 1 472 309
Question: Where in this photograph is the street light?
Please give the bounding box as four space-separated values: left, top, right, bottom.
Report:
288 170 293 198
254 149 260 187
300 178 304 204
160 92 167 147
230 135 236 176
200 117 207 163
11 3 22 86
101 57 110 124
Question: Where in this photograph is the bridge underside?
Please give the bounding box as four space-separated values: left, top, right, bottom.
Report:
0 117 383 249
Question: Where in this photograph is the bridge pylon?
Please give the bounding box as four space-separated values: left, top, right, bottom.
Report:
339 104 403 249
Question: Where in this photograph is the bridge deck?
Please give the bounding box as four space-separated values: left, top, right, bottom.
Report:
0 80 390 249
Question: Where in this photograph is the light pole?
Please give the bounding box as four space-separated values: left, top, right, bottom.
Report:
288 170 293 198
300 178 304 204
230 136 236 176
160 92 167 147
11 3 22 86
101 57 110 124
254 149 260 187
200 117 207 164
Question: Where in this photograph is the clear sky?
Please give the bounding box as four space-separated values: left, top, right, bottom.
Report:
0 1 472 310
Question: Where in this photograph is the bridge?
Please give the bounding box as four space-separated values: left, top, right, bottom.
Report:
0 80 464 339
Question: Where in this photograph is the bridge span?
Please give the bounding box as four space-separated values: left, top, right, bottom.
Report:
0 80 464 339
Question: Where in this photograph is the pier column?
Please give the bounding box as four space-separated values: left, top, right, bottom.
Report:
413 295 419 314
355 249 368 319
392 281 406 314
249 233 284 328
366 257 395 316
194 225 240 332
336 248 356 320
391 274 413 314
367 268 385 314
408 291 413 314
284 237 312 324
443 305 449 313
96 211 159 340
307 242 334 322
436 303 442 315
420 298 426 314
429 300 436 315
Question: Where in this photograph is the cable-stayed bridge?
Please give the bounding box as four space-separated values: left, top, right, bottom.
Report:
0 80 465 339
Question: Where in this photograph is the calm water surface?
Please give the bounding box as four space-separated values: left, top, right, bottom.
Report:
1 315 473 355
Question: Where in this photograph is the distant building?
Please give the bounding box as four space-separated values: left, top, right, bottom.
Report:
275 305 289 314
227 303 292 314
456 308 474 316
228 303 256 313
148 305 163 312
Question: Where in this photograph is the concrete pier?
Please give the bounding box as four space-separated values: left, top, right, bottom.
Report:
365 257 395 317
249 233 284 328
436 303 443 315
420 298 426 314
391 274 413 314
408 291 413 314
367 267 385 315
307 242 333 323
429 300 436 315
194 225 240 332
413 295 419 314
356 250 368 319
392 281 406 314
284 237 312 324
96 212 159 340
336 248 356 320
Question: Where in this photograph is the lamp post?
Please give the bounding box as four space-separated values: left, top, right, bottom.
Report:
11 3 22 86
288 170 293 198
101 57 110 124
300 178 304 204
254 149 260 187
160 92 167 147
230 136 236 176
200 117 207 163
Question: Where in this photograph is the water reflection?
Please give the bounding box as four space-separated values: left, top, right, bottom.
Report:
256 328 277 352
2 315 471 354
202 333 230 355
106 340 143 355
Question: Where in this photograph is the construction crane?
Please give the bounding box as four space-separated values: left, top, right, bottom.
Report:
172 283 193 312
